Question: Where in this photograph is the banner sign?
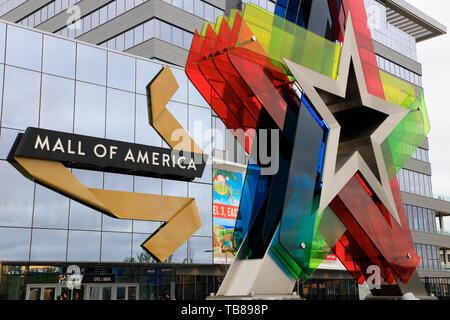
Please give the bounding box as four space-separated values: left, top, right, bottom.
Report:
212 169 243 264
9 127 207 181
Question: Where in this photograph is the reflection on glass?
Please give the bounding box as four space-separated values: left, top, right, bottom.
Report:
33 184 70 229
76 44 107 85
0 227 31 260
74 81 106 138
6 25 42 71
40 74 75 133
189 183 212 237
171 68 187 103
187 236 212 264
103 215 133 233
162 179 187 197
188 79 208 107
108 52 135 92
0 161 35 227
0 23 5 63
193 163 212 184
73 169 103 188
132 232 156 262
69 201 103 231
135 94 162 147
166 101 188 129
189 105 212 155
104 172 133 192
30 229 67 261
168 241 187 263
101 232 132 262
133 220 161 234
43 35 76 78
2 66 41 130
67 230 101 262
106 88 135 142
0 128 22 160
136 58 162 94
134 176 161 194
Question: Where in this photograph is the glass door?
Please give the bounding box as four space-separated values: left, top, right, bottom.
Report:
116 285 137 300
26 285 57 300
85 284 113 300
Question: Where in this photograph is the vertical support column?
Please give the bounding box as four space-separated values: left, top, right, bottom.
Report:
443 248 449 265
439 214 444 231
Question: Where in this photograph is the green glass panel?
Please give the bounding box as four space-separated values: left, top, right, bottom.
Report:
237 4 341 79
380 71 430 179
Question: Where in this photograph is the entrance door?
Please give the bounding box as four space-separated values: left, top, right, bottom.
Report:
85 284 113 300
26 285 57 300
84 284 139 300
116 285 138 300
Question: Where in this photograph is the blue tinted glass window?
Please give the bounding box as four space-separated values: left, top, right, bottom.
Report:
0 23 6 63
189 105 212 155
106 88 135 142
0 160 35 227
135 94 162 147
30 229 67 261
6 25 42 71
67 230 101 261
171 68 188 103
33 184 70 229
2 66 41 130
40 74 75 133
136 59 161 95
43 35 76 78
74 81 106 138
0 227 31 261
133 220 161 234
188 79 208 107
187 236 212 264
101 232 132 262
0 128 22 160
169 241 187 263
134 176 162 194
162 179 187 197
76 44 107 85
132 232 158 262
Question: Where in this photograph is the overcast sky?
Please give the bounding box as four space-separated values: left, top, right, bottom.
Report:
403 0 450 197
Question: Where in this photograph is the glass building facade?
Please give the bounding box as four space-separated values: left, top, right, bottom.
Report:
0 20 221 300
0 0 448 301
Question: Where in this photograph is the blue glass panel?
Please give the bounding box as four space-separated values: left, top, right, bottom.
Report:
30 229 67 261
0 227 31 261
67 230 101 262
277 100 327 276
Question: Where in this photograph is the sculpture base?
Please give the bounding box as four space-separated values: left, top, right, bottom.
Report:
365 293 437 300
207 294 304 301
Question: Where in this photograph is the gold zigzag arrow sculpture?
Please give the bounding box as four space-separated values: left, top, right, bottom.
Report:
10 66 203 262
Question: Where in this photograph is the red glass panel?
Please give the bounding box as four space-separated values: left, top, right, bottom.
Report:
341 0 385 99
227 18 290 130
185 31 248 149
198 25 258 131
331 174 420 284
